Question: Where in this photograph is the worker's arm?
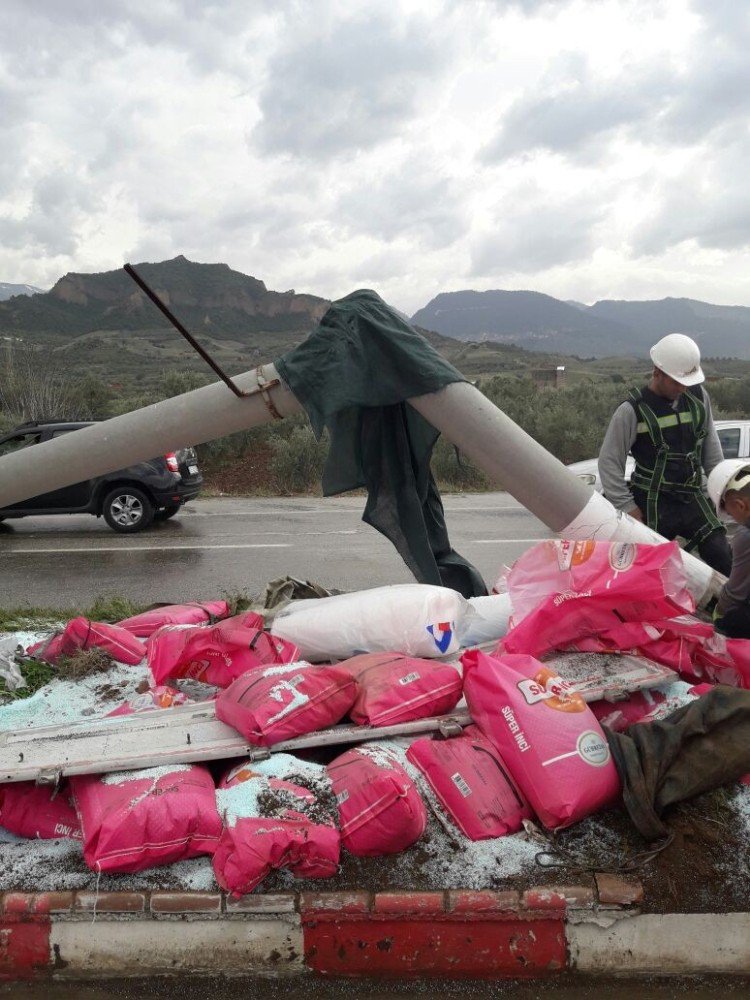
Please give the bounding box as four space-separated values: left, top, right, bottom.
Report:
717 528 750 617
701 390 724 476
598 402 639 514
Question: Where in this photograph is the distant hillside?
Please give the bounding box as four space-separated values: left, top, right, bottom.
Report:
0 256 328 344
589 298 750 358
0 257 331 386
0 282 45 301
412 290 750 359
411 290 631 356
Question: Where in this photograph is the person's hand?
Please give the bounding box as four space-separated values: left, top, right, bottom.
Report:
627 506 643 522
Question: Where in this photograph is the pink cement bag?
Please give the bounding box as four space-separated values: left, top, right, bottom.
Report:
462 650 621 830
213 813 340 897
116 601 232 637
0 782 82 841
406 726 531 840
590 690 669 732
28 618 145 666
147 613 296 687
214 770 339 895
692 633 750 688
500 540 693 658
591 680 700 732
326 744 427 856
336 652 463 727
215 663 357 745
71 765 222 873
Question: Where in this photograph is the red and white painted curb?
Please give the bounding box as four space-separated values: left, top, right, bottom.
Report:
0 878 749 980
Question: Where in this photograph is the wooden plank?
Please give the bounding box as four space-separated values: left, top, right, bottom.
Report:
0 703 472 784
0 652 676 784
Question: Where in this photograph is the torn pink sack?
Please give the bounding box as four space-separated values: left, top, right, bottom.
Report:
335 652 463 727
213 812 340 897
590 690 670 732
106 685 191 718
28 618 145 666
116 601 232 637
215 663 357 746
214 769 339 895
0 782 82 841
500 540 693 658
326 745 427 856
71 765 222 873
565 614 713 679
406 726 531 840
146 613 296 687
462 650 621 830
692 633 750 688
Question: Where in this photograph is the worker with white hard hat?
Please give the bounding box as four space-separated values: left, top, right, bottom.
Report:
707 460 750 638
599 333 732 575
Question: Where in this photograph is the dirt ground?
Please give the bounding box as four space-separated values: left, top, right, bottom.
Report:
201 443 277 495
250 783 750 914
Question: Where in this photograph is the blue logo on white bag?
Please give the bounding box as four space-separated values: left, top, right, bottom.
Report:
426 621 454 653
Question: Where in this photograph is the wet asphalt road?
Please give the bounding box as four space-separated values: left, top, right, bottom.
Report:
4 975 750 999
0 493 551 608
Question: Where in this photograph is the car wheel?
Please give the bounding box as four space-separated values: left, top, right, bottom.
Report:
102 487 155 533
154 504 182 522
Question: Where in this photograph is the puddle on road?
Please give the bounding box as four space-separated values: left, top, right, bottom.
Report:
3 977 750 1000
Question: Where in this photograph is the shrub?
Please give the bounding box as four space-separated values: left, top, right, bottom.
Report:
269 425 328 494
431 437 488 490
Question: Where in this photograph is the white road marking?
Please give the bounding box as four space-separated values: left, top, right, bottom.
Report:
2 534 547 554
182 505 527 516
2 543 292 554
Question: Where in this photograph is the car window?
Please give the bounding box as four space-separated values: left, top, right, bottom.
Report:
0 432 42 457
718 427 741 459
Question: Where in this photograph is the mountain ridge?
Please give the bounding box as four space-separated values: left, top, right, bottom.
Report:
412 289 750 359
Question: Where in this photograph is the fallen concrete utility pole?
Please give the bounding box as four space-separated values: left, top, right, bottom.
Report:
0 369 721 606
0 363 302 508
409 382 723 605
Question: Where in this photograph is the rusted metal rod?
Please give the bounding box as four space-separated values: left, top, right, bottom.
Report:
124 263 249 398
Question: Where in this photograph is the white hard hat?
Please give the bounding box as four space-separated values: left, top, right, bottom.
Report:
650 333 704 386
707 459 750 511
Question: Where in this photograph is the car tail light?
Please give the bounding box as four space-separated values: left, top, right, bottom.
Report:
165 452 180 473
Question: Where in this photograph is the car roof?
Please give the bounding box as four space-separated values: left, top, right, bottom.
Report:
12 420 95 432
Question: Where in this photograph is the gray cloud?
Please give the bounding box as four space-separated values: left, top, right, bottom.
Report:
477 0 569 10
253 10 451 158
335 160 467 246
471 188 605 275
632 136 750 255
482 54 672 163
0 171 101 257
3 0 750 312
483 2 750 164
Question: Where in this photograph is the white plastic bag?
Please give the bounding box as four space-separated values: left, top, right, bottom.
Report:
0 636 26 692
458 594 512 647
271 584 476 662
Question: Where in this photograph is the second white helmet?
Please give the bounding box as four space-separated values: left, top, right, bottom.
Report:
707 459 750 511
650 333 704 386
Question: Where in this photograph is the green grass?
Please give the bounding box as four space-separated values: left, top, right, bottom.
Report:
0 594 149 632
0 657 56 702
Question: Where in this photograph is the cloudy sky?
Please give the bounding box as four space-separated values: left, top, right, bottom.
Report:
1 0 749 313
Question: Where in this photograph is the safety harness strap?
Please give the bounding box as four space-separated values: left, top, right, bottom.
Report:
628 386 722 546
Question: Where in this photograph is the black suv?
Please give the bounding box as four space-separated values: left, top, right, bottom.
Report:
0 421 202 533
